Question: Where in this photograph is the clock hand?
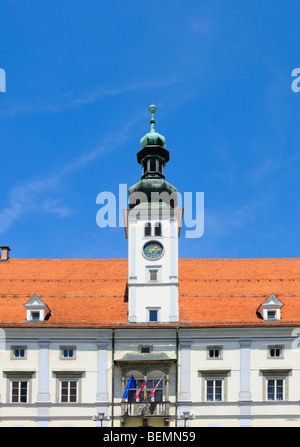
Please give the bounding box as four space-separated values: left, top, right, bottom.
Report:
149 246 162 253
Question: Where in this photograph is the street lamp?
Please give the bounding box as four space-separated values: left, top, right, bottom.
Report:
181 411 194 427
92 412 109 427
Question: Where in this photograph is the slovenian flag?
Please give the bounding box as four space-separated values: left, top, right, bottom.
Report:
149 374 165 397
134 377 147 399
123 374 137 399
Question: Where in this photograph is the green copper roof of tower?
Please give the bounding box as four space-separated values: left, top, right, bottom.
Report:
140 104 166 149
128 104 177 209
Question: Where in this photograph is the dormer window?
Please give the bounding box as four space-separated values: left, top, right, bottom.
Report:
24 294 50 322
258 294 283 321
31 311 40 321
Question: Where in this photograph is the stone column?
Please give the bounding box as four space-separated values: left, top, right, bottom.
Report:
36 339 50 427
239 339 252 427
178 340 192 401
178 340 192 427
96 339 109 403
95 339 110 427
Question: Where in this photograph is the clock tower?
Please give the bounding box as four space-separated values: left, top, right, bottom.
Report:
125 105 183 324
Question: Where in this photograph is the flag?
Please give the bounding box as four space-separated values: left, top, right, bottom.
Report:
149 374 165 397
123 374 137 399
134 377 147 399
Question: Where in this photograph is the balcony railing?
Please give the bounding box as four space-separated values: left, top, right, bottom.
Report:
122 401 170 417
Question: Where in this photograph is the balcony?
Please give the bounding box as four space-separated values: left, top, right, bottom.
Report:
122 401 170 418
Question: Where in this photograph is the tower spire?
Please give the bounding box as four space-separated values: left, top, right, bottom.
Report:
128 104 177 209
149 104 157 133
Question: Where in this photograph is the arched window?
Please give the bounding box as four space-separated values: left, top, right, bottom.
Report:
149 158 156 172
154 222 162 236
144 223 151 237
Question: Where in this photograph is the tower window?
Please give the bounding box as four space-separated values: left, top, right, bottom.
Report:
144 223 151 237
154 222 162 236
149 269 158 281
147 307 160 323
149 159 156 172
149 310 158 322
146 266 161 282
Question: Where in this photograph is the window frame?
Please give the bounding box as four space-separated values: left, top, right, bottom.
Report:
11 346 27 360
199 370 230 403
207 346 223 360
267 310 277 320
205 378 224 402
261 370 290 401
4 371 34 404
60 346 76 360
59 379 79 404
31 311 41 320
10 379 29 403
266 378 285 401
146 307 161 323
146 265 162 283
54 372 83 403
139 345 153 354
268 345 284 359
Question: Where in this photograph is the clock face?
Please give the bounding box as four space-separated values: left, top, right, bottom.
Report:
143 241 164 260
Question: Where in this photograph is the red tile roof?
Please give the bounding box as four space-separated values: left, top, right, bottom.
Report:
0 258 299 327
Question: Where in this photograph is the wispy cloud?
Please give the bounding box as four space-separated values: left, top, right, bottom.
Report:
0 114 142 234
204 194 271 239
248 151 300 185
0 77 181 119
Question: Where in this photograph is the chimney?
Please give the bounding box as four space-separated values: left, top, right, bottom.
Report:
0 246 10 262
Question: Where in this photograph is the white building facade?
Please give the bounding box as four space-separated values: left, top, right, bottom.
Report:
0 106 299 427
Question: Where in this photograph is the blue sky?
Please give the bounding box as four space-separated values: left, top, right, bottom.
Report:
0 0 299 259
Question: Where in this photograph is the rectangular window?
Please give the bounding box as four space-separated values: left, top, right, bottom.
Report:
60 380 78 403
31 311 40 320
269 346 282 358
140 346 151 354
12 347 26 359
146 266 161 283
149 310 158 322
11 380 28 403
206 379 223 402
149 269 158 281
208 347 221 359
267 378 284 401
61 347 75 359
267 310 276 320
